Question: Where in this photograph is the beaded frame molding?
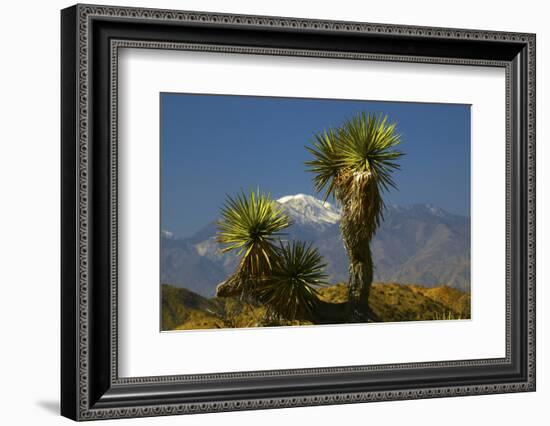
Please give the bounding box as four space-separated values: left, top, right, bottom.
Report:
61 4 536 421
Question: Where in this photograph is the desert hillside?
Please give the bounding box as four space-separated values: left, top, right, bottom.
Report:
162 282 470 331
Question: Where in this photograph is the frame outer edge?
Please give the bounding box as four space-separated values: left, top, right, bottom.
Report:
527 33 536 390
61 4 80 422
66 4 536 421
77 2 91 420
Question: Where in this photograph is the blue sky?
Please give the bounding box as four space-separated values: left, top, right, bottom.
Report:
161 93 471 238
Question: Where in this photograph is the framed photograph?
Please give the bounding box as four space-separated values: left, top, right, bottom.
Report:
61 4 536 421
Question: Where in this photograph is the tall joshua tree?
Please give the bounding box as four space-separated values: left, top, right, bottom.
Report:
305 113 404 322
216 189 291 299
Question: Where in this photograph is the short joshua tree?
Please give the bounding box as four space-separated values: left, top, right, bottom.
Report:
256 241 328 322
216 189 291 299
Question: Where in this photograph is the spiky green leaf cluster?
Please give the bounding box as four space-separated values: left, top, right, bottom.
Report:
305 112 404 200
257 241 328 321
303 128 341 202
216 190 291 293
217 190 290 255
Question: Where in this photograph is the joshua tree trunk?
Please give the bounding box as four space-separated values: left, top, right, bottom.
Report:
341 208 374 322
345 244 373 322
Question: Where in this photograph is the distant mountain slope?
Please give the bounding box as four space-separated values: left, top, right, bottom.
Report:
161 283 470 331
162 194 470 296
160 236 227 296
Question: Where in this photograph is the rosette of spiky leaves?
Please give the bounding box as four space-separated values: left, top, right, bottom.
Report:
305 112 404 321
306 113 403 226
257 241 328 321
337 113 403 242
216 190 291 296
303 128 341 202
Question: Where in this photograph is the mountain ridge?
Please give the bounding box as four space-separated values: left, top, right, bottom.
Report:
161 195 470 297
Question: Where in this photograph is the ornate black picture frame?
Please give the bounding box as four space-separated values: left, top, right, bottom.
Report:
61 4 536 421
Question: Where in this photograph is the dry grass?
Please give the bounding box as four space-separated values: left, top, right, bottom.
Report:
162 282 470 331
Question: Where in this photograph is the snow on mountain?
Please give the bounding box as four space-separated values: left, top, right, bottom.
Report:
276 193 340 226
161 230 175 239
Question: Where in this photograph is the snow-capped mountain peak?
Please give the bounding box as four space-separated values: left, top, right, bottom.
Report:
276 193 341 226
161 230 175 239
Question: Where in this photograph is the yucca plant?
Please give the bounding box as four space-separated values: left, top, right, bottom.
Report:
256 241 328 322
305 112 404 322
216 189 291 298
